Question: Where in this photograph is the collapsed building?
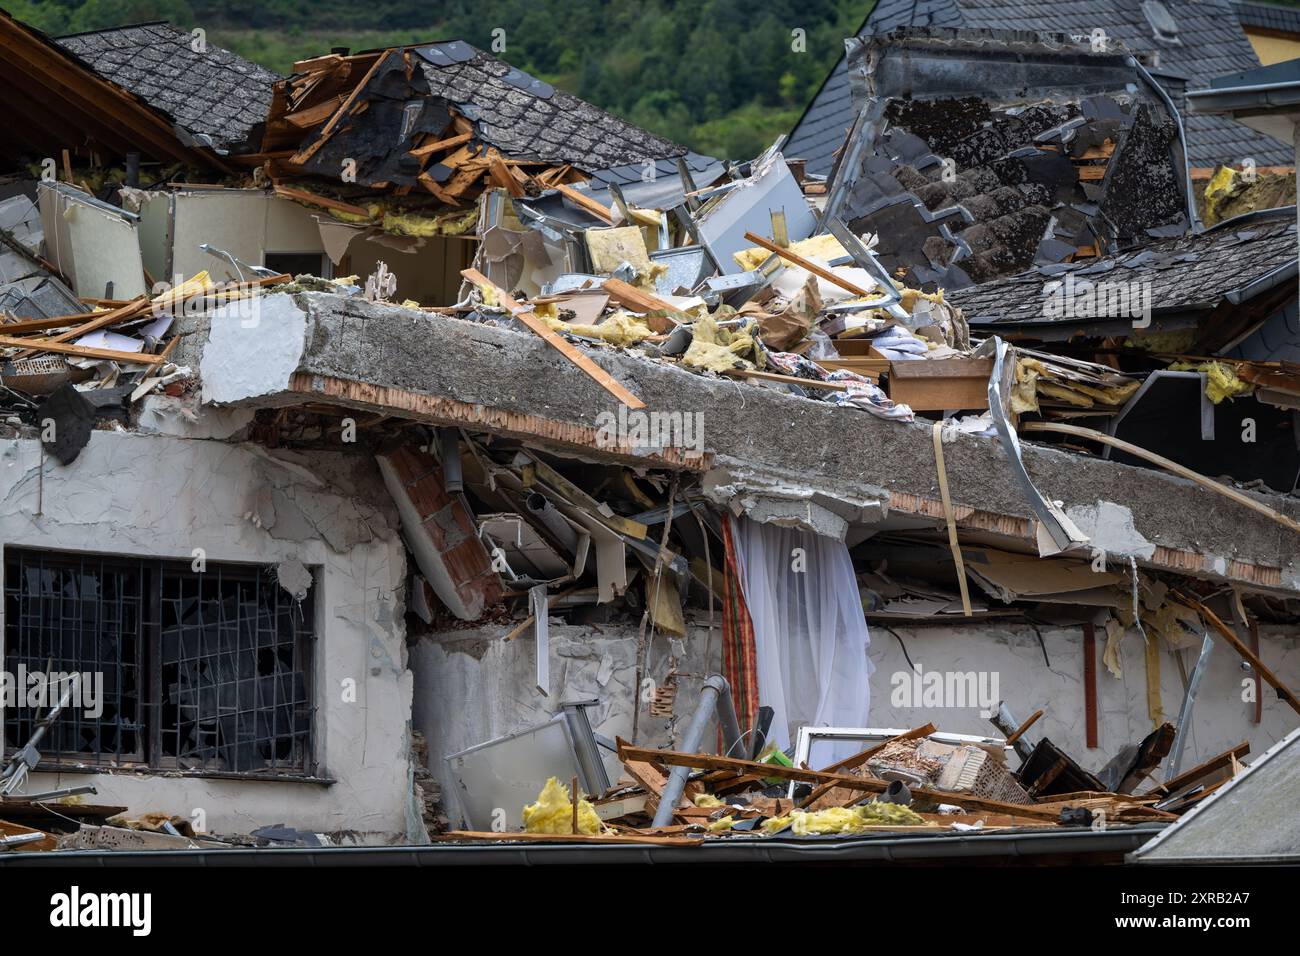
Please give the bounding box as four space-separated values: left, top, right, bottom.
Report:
0 13 1298 861
789 0 1292 177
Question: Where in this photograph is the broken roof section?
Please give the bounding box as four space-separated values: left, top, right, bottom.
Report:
0 193 83 322
949 207 1298 338
788 0 1289 175
412 42 685 169
55 21 280 153
823 28 1194 290
261 42 691 208
0 11 228 169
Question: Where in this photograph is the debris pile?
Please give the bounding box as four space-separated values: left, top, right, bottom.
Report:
429 717 1258 849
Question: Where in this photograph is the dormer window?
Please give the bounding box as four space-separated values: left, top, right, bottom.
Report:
1142 0 1182 44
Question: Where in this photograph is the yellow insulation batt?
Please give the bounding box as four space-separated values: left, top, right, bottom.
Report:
732 233 848 272
760 802 926 835
682 312 755 372
1170 361 1255 404
521 777 605 835
545 310 655 347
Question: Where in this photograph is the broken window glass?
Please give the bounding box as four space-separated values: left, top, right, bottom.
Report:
3 549 315 776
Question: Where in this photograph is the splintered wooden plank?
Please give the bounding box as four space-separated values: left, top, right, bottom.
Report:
552 182 614 224
461 268 645 409
1148 741 1250 798
804 723 936 809
284 94 347 130
1179 595 1300 716
15 298 153 358
273 185 371 217
0 334 165 365
417 172 457 205
487 150 525 197
600 278 679 333
291 53 346 74
723 368 849 392
742 230 875 297
411 131 473 159
291 50 391 165
617 742 1061 820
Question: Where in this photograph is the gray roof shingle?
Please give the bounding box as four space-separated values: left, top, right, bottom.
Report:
1232 0 1300 33
56 22 280 151
788 0 1289 176
947 210 1298 328
414 43 687 170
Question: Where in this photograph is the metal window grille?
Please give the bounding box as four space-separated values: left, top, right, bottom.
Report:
3 549 315 776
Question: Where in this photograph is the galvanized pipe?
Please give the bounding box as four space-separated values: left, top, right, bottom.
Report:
651 675 743 828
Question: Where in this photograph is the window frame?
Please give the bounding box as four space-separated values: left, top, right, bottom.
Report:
2 547 318 780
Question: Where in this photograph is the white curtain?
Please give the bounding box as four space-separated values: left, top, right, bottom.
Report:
730 514 874 762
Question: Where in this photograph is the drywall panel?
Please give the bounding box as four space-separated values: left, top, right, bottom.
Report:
171 189 271 284
37 183 147 299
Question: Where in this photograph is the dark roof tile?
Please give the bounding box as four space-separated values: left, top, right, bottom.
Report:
56 21 279 150
949 211 1298 326
415 45 686 170
789 0 1289 176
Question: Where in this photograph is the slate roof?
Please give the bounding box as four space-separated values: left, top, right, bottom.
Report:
1233 0 1300 33
56 22 279 151
412 43 687 170
947 210 1298 327
825 31 1194 290
788 0 1289 176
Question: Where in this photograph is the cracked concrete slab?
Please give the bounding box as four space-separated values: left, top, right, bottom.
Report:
181 292 1300 593
200 292 307 404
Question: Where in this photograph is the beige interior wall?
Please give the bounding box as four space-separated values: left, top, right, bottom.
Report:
343 234 477 306
171 191 327 285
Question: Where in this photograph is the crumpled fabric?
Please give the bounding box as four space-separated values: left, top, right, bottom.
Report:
824 369 915 421
730 515 875 761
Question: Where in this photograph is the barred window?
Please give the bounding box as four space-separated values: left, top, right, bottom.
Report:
3 549 315 776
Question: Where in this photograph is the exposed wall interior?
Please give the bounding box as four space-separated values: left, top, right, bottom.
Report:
411 616 1300 829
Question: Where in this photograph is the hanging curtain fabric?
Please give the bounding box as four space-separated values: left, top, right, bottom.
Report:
720 515 760 737
728 513 874 759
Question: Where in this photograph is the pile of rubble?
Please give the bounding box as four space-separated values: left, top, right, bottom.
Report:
429 705 1256 849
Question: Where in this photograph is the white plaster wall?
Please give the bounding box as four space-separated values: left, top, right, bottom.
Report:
411 622 722 827
413 616 1300 812
864 622 1300 776
0 430 415 841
